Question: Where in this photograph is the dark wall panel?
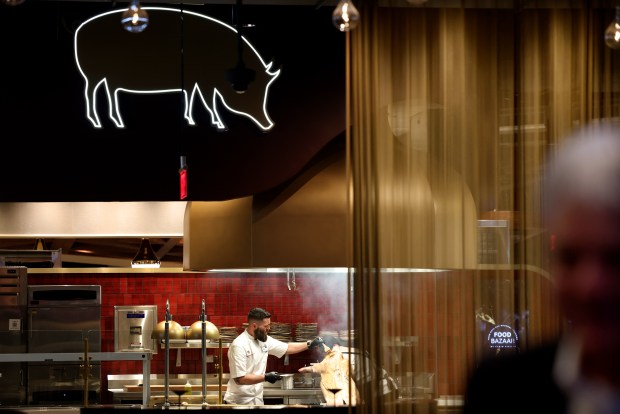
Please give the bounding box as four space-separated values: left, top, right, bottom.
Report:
0 2 345 202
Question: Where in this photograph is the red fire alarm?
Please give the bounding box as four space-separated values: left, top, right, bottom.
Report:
179 155 188 200
180 169 188 200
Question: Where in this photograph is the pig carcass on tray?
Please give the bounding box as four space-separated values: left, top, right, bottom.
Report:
311 344 360 406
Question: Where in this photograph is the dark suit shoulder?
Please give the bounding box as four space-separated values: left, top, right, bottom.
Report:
463 342 566 414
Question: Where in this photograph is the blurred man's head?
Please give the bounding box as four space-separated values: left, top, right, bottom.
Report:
544 122 620 357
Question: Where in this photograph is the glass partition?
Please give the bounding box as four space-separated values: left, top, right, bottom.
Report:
349 2 619 413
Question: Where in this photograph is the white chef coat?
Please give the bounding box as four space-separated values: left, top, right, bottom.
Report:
224 329 288 405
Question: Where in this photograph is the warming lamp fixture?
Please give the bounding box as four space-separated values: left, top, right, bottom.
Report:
131 238 161 268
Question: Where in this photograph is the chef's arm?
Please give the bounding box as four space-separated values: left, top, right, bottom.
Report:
286 337 324 355
286 341 310 355
233 373 266 385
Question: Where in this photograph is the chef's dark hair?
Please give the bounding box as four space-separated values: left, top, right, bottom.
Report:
248 307 271 322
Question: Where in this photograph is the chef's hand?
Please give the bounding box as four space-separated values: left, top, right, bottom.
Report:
307 336 324 349
264 372 282 384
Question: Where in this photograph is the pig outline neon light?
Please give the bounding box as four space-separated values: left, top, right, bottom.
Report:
74 6 281 130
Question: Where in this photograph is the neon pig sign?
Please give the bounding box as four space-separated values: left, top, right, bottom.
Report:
487 324 518 349
74 7 280 131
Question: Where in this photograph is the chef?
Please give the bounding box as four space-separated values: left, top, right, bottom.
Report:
224 307 324 405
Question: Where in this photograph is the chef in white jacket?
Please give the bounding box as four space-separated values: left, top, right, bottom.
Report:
224 307 324 405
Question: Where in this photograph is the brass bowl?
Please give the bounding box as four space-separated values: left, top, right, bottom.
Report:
186 320 220 340
151 320 185 340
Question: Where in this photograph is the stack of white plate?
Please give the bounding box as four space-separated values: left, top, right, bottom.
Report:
219 326 239 342
295 322 318 342
339 329 355 343
318 329 339 339
269 322 292 341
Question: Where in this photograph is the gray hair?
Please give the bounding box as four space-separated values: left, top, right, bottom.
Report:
544 122 620 220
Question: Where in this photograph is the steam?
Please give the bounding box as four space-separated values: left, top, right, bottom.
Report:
298 270 354 338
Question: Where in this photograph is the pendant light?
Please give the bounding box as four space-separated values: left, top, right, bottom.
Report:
131 238 161 268
605 6 620 49
33 238 48 250
226 0 256 93
332 0 360 32
1 0 26 6
121 0 149 33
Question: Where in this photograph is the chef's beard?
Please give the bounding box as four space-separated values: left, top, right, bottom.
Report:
255 328 268 342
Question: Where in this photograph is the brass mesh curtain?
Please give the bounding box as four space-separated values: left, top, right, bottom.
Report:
348 2 620 414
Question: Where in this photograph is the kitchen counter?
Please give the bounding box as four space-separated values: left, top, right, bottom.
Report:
144 389 323 407
80 406 352 412
0 407 353 413
262 388 324 406
107 374 324 407
0 399 457 414
0 408 81 414
263 389 323 398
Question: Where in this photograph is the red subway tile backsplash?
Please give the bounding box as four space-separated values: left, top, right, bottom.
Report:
27 271 350 403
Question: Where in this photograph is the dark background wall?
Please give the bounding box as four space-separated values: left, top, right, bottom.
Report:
0 1 345 202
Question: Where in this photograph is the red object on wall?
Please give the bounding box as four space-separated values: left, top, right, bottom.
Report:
180 168 188 200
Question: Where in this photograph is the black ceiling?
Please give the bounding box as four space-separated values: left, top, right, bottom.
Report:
0 1 346 202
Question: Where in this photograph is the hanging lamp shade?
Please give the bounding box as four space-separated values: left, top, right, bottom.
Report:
131 238 161 268
33 238 48 250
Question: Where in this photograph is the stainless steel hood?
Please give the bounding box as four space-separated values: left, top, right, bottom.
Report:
182 133 479 271
183 148 349 271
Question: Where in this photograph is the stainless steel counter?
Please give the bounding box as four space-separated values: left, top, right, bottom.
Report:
263 388 324 406
2 408 81 414
261 374 323 405
108 373 221 405
107 374 324 407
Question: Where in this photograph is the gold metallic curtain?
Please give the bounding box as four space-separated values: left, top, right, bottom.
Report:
349 2 620 414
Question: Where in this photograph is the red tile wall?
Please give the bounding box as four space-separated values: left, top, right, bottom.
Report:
27 271 350 404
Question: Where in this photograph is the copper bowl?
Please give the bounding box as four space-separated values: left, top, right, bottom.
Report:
186 320 220 340
151 320 185 340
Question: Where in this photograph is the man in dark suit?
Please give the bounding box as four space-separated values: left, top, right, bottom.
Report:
463 122 620 414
